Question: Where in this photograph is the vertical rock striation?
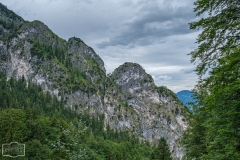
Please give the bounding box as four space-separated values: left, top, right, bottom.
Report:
0 3 190 159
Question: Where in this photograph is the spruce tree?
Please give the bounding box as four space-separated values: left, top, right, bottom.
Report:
151 137 172 160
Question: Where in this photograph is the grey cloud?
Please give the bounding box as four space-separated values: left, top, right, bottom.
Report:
97 2 195 48
150 70 197 92
1 0 199 92
153 75 172 81
180 67 195 74
48 0 92 4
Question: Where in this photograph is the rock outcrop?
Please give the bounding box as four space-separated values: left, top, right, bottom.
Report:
0 3 190 159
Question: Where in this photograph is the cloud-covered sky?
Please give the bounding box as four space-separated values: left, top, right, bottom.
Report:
1 0 200 92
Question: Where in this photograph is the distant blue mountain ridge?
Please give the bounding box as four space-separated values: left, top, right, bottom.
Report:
176 90 195 110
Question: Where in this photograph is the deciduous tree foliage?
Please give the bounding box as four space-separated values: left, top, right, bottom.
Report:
183 0 240 159
189 0 240 76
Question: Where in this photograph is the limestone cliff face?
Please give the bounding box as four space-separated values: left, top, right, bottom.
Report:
105 63 188 159
0 3 189 159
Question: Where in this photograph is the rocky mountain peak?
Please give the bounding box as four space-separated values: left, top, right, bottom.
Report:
112 62 147 80
0 4 190 159
0 3 24 25
112 62 154 94
68 37 106 73
23 20 53 37
17 20 66 48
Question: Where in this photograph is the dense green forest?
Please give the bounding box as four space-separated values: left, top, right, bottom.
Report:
0 71 172 159
1 0 239 159
182 0 240 160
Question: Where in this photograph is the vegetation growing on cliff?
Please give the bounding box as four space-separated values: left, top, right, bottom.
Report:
0 72 172 159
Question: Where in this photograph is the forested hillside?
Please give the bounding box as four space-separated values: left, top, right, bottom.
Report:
0 72 174 159
0 2 188 159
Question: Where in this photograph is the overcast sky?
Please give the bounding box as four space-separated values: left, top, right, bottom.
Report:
1 0 200 92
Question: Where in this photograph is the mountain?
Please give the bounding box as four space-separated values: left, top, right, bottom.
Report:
176 90 195 110
0 3 189 159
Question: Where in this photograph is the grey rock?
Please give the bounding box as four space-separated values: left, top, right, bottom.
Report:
0 4 190 159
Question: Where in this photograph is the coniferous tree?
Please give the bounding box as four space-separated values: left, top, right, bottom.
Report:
151 137 172 160
0 71 155 159
183 0 240 159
